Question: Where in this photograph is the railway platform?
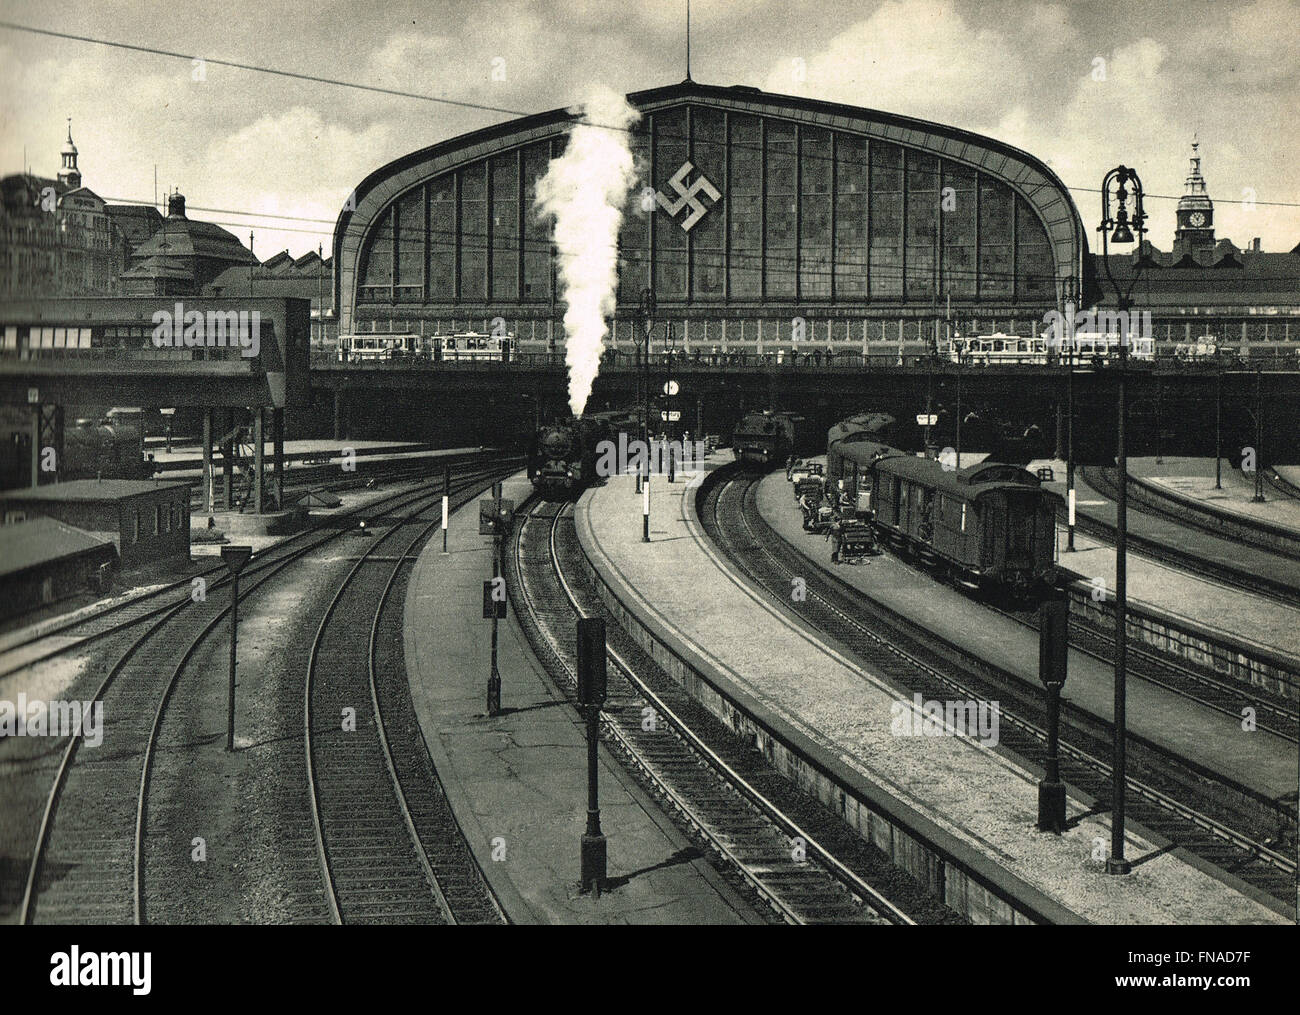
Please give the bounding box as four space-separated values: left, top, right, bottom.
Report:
401 473 762 925
1045 466 1300 601
575 463 1291 925
1126 457 1300 533
753 471 1297 802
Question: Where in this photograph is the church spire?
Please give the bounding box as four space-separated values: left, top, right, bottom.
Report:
58 116 81 190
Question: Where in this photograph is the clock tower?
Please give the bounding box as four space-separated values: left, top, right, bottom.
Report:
1173 138 1214 262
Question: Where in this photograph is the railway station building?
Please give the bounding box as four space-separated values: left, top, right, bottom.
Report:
333 81 1091 355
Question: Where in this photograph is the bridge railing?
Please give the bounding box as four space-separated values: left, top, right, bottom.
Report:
309 346 1300 372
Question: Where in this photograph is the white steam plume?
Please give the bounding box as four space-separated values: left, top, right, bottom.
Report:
533 87 640 417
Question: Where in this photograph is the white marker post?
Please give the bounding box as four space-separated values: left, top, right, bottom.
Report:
642 470 650 543
1067 486 1076 553
442 466 450 554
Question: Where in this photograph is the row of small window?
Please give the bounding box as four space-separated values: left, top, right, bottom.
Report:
0 325 195 351
129 502 185 543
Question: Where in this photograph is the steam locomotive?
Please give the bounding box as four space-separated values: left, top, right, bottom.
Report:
827 416 1059 596
527 408 641 500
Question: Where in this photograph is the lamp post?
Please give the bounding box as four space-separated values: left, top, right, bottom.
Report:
1098 164 1147 876
954 337 962 471
1214 347 1223 490
1037 592 1069 833
577 617 608 894
220 544 253 752
638 289 655 493
1251 368 1266 503
1066 329 1076 551
665 322 676 482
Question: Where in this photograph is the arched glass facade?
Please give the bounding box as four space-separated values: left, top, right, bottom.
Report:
337 84 1084 338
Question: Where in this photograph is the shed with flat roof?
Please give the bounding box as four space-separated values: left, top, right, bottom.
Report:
0 478 191 568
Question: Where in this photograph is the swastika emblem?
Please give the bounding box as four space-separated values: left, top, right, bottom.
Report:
655 161 721 232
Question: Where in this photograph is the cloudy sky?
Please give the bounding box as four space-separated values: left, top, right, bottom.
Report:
2 0 1296 258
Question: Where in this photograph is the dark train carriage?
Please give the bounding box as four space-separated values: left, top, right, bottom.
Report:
872 456 1059 593
827 437 907 518
827 413 896 455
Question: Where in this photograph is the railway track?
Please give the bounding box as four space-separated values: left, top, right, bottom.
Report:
1075 466 1300 609
0 453 518 679
303 480 505 925
993 601 1298 743
1086 465 1300 564
508 495 917 926
17 461 511 924
703 471 1297 908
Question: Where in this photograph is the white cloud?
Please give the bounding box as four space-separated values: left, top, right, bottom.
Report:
764 0 1031 126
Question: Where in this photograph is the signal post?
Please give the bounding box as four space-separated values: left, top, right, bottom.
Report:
480 484 513 717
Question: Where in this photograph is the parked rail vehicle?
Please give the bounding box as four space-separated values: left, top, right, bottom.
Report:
65 416 149 480
336 332 516 363
826 412 897 452
827 424 1060 596
528 408 641 500
732 410 806 468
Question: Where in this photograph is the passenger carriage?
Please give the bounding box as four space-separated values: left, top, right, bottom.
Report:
827 418 1059 596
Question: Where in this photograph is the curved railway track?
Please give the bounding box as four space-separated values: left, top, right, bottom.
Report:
18 461 511 924
508 495 917 926
303 480 505 925
1075 466 1300 609
703 470 1297 908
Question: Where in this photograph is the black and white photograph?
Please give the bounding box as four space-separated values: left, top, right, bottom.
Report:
0 0 1296 990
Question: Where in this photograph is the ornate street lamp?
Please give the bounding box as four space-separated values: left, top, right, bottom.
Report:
1098 164 1147 876
638 288 655 492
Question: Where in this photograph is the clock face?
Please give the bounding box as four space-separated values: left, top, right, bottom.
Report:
1189 212 1207 227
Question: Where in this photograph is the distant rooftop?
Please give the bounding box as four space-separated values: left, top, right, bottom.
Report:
0 478 189 502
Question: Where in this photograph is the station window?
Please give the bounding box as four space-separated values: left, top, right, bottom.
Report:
728 114 762 299
764 120 796 299
522 142 555 302
691 107 726 301
941 165 978 298
459 165 488 301
869 143 904 298
489 152 520 301
653 108 688 299
800 127 832 299
979 178 1014 298
905 151 939 301
1014 196 1054 299
428 174 456 301
834 135 868 298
